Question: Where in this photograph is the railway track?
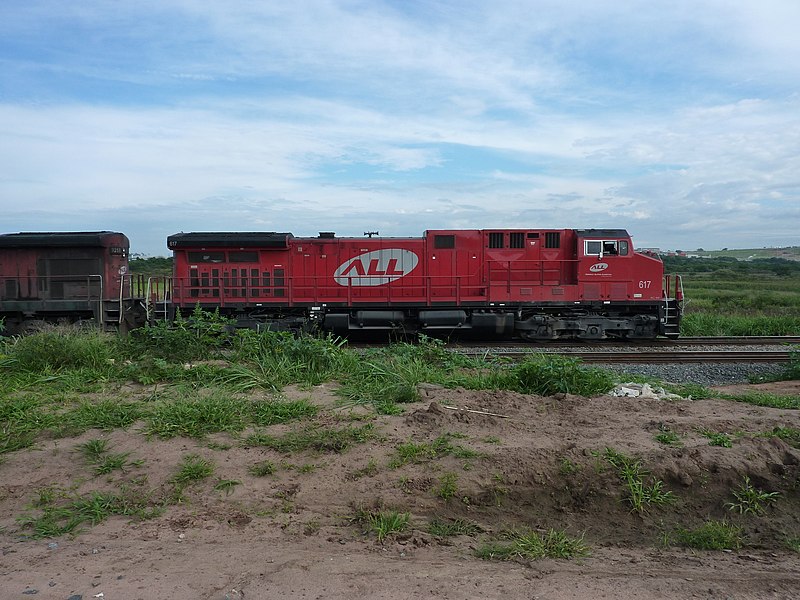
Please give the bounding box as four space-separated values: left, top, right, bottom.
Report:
448 335 800 349
448 337 798 364
540 350 791 364
660 336 800 346
452 348 793 364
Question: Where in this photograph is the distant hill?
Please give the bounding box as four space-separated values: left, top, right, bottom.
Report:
690 247 800 261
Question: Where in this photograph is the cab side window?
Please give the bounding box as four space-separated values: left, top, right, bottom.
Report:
602 241 618 255
584 240 627 257
585 241 602 256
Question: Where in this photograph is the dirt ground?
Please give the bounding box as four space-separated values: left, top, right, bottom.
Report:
2 380 800 600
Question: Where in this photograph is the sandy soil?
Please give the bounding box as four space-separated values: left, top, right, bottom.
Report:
2 381 799 599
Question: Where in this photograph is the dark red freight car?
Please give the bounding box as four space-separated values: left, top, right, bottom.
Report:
167 228 683 340
0 231 133 334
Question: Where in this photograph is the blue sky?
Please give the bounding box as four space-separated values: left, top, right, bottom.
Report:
1 0 799 255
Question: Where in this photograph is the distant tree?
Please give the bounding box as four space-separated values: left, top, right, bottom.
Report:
129 256 173 276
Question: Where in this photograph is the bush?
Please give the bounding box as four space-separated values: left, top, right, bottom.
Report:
513 354 615 397
674 520 742 550
229 329 348 389
120 306 234 363
5 329 113 373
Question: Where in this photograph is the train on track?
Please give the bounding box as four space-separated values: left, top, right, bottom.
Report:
0 227 683 340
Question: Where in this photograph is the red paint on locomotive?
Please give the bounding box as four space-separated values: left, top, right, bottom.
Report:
166 228 682 340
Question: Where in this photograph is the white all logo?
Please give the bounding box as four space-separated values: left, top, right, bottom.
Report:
334 249 419 287
589 262 609 273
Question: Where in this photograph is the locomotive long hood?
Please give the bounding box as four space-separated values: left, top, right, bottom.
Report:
167 232 293 249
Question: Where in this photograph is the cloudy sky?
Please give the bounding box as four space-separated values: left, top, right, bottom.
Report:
2 0 799 255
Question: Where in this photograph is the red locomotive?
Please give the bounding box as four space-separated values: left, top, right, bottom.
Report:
167 228 683 340
0 231 134 334
0 227 683 339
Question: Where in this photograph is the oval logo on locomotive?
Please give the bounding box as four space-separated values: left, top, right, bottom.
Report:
589 262 609 273
334 249 419 287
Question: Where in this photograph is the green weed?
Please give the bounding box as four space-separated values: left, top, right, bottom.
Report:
435 472 459 499
120 306 234 363
350 459 379 479
227 330 348 390
352 507 410 542
0 395 58 453
18 489 159 539
513 354 615 397
65 399 146 432
146 393 250 438
5 329 114 373
93 452 132 475
680 314 800 337
244 423 375 453
663 383 714 400
559 458 581 476
476 528 589 560
719 392 800 410
674 520 743 550
427 517 482 537
757 427 800 448
250 398 319 426
701 430 733 448
248 460 277 477
726 476 780 516
76 438 110 462
602 448 675 512
654 425 682 447
172 454 215 485
214 479 242 495
390 434 480 468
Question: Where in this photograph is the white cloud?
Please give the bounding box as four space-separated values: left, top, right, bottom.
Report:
2 1 800 253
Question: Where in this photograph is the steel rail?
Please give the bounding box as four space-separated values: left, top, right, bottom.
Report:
446 336 800 349
453 349 792 363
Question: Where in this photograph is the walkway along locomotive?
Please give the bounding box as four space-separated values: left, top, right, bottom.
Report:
165 227 683 340
0 228 683 339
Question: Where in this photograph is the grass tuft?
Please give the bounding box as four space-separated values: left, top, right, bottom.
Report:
351 507 410 542
146 393 250 439
701 430 733 448
674 520 743 550
725 476 780 516
248 460 277 477
513 354 615 397
654 425 682 447
601 447 675 512
476 528 589 560
427 517 482 537
390 434 481 468
172 454 215 485
244 423 375 453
